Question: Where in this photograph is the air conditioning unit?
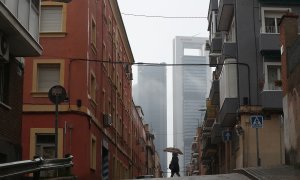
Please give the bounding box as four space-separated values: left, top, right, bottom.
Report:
205 40 210 51
103 113 112 127
0 32 9 62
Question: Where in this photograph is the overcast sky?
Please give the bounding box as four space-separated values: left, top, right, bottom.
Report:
117 0 210 63
117 0 211 164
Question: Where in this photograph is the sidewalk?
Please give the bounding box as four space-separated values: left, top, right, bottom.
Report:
234 165 300 180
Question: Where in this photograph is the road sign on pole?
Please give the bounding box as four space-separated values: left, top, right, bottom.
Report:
250 115 263 128
48 85 67 158
222 131 232 142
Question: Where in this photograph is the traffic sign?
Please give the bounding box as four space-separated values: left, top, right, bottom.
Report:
222 131 232 142
48 85 67 104
250 115 264 128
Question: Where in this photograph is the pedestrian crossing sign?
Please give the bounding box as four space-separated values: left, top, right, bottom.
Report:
250 115 264 128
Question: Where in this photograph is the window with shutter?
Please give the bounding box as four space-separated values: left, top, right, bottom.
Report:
41 6 63 32
40 2 67 36
37 64 60 92
32 59 65 97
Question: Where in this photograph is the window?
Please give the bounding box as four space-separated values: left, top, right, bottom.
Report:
264 62 281 90
102 89 106 113
262 8 290 34
0 63 9 105
103 0 107 22
90 135 96 170
30 128 63 159
37 64 60 92
35 134 55 159
91 17 96 48
90 73 96 101
102 43 107 69
35 133 56 177
226 18 236 42
40 2 67 35
32 60 64 96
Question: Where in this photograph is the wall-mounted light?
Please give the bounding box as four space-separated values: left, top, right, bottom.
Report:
235 124 244 136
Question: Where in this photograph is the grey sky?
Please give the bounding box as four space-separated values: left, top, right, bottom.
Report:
117 0 211 169
117 0 210 63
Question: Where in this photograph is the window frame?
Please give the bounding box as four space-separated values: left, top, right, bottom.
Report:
261 7 291 34
40 2 67 37
30 128 63 159
91 16 97 50
89 72 97 103
32 59 65 97
264 62 282 91
90 134 97 170
0 62 9 106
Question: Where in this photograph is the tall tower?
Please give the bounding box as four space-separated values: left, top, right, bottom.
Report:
173 36 209 173
133 64 168 176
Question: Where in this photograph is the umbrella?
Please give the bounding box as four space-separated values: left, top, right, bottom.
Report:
163 147 183 155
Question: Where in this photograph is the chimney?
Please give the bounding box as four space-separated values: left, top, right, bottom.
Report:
280 13 299 48
279 13 299 95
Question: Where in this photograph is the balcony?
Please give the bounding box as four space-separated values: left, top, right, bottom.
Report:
222 42 237 58
218 97 239 127
260 90 282 110
209 80 220 105
258 0 300 3
208 0 219 30
0 1 42 56
202 138 217 158
211 37 222 54
259 33 280 56
211 122 222 144
209 0 218 12
217 0 234 31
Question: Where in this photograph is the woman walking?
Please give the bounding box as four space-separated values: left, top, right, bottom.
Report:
169 153 180 177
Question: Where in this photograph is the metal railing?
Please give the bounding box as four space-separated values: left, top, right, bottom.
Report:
0 154 75 179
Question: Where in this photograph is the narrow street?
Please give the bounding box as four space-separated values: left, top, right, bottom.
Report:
133 173 250 180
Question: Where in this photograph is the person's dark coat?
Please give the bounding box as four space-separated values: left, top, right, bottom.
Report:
169 153 179 173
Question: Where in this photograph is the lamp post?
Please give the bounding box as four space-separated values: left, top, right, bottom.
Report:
48 85 67 158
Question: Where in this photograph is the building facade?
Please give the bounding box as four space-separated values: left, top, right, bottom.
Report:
0 0 41 163
21 0 147 179
205 0 300 174
280 13 300 166
173 36 210 172
133 65 167 175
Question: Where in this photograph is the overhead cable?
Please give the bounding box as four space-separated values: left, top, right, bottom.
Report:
121 12 206 19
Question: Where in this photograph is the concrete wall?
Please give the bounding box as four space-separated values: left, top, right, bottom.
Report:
237 114 282 168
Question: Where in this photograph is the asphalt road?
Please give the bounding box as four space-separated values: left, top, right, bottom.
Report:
133 173 251 180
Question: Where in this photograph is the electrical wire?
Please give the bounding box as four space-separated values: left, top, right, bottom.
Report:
121 12 206 19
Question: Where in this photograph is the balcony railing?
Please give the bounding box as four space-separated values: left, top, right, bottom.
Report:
0 155 74 179
264 26 280 34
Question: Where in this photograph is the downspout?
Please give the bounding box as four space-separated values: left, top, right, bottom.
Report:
234 0 244 168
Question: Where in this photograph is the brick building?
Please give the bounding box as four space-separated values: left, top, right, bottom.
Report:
0 0 41 163
21 0 146 179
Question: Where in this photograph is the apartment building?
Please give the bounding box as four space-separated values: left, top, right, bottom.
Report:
21 0 140 179
0 0 41 163
280 13 300 166
204 0 300 174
